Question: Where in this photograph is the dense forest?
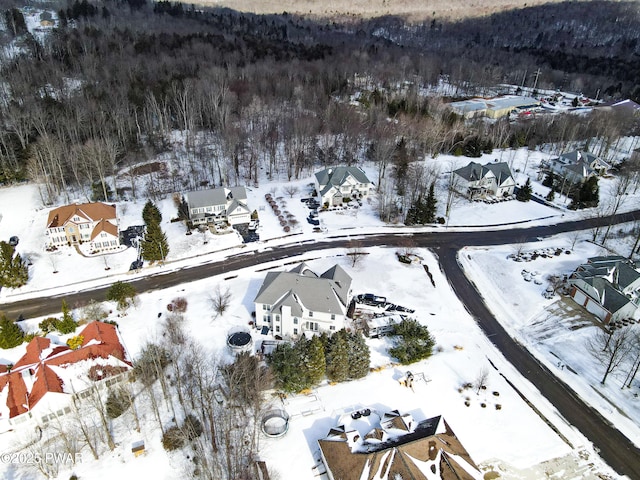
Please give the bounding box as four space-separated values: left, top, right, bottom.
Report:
0 0 638 216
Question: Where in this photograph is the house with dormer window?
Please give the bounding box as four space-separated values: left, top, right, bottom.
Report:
315 167 373 207
45 202 119 251
254 263 352 338
184 186 251 226
453 161 515 199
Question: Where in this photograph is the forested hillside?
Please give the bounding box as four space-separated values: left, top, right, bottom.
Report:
0 0 638 216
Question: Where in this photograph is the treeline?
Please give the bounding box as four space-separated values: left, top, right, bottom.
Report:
0 0 637 216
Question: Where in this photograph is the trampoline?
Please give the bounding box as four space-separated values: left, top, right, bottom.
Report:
261 409 290 438
227 327 253 354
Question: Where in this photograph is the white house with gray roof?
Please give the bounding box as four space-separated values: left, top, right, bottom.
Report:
453 161 515 199
315 167 373 207
541 150 609 185
254 263 352 338
184 186 251 226
568 256 640 324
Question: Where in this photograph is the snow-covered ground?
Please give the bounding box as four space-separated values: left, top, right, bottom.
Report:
1 142 639 479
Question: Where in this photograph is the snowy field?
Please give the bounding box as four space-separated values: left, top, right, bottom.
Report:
0 142 639 479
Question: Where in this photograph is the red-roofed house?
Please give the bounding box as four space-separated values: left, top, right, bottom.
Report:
0 322 132 431
45 202 120 252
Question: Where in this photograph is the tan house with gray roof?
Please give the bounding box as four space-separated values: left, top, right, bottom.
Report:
45 202 119 252
254 263 352 338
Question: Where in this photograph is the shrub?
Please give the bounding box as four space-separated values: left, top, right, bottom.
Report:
106 281 137 311
162 426 185 451
182 414 203 440
66 335 84 350
106 390 131 419
388 319 435 365
0 316 24 349
39 317 61 334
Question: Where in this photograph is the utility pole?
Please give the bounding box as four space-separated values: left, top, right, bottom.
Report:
532 68 541 93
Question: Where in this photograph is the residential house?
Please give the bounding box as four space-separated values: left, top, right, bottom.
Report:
45 202 119 251
315 167 373 207
254 262 352 338
542 150 610 185
0 322 132 432
184 186 251 226
568 256 640 324
318 409 482 480
453 161 516 199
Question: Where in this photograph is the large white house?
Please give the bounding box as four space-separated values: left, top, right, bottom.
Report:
45 202 119 251
315 167 373 207
184 186 251 226
453 161 516 199
254 263 352 338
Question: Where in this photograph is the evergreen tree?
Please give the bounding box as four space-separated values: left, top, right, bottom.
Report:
0 316 24 349
405 195 421 226
516 178 532 202
58 299 78 334
326 332 349 382
141 220 169 262
424 182 437 223
546 189 555 201
142 200 162 226
345 331 370 379
542 172 555 188
0 241 28 288
570 176 599 209
106 281 137 311
302 336 326 385
389 319 435 365
268 343 309 393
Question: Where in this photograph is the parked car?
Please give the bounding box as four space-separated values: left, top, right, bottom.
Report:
8 236 19 247
307 217 320 226
248 220 259 230
129 259 143 271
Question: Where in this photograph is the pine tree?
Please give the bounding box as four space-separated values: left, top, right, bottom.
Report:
0 316 24 349
141 220 169 262
106 281 137 311
58 299 78 334
405 195 421 226
304 335 326 385
268 343 308 393
326 332 349 382
142 200 162 226
0 241 28 288
345 331 370 379
423 182 437 223
516 178 532 202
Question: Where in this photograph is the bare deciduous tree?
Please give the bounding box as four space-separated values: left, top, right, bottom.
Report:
283 185 299 198
474 366 489 394
210 285 232 318
587 325 634 385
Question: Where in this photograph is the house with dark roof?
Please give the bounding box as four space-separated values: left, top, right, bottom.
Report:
315 167 373 207
318 408 482 480
45 202 119 251
568 256 640 324
541 150 610 185
254 262 352 338
184 186 251 226
453 161 515 199
0 322 132 432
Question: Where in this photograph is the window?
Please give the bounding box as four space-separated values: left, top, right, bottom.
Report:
309 311 313 317
330 326 335 331
293 328 298 335
275 314 280 322
275 326 280 333
331 314 335 320
293 318 298 325
262 304 267 310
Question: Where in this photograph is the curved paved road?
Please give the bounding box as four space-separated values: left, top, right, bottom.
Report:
2 208 640 476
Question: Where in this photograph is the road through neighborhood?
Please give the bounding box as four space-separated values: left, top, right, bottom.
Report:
2 209 640 476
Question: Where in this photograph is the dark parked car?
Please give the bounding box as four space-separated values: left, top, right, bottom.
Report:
9 236 19 247
129 259 144 271
307 217 320 226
